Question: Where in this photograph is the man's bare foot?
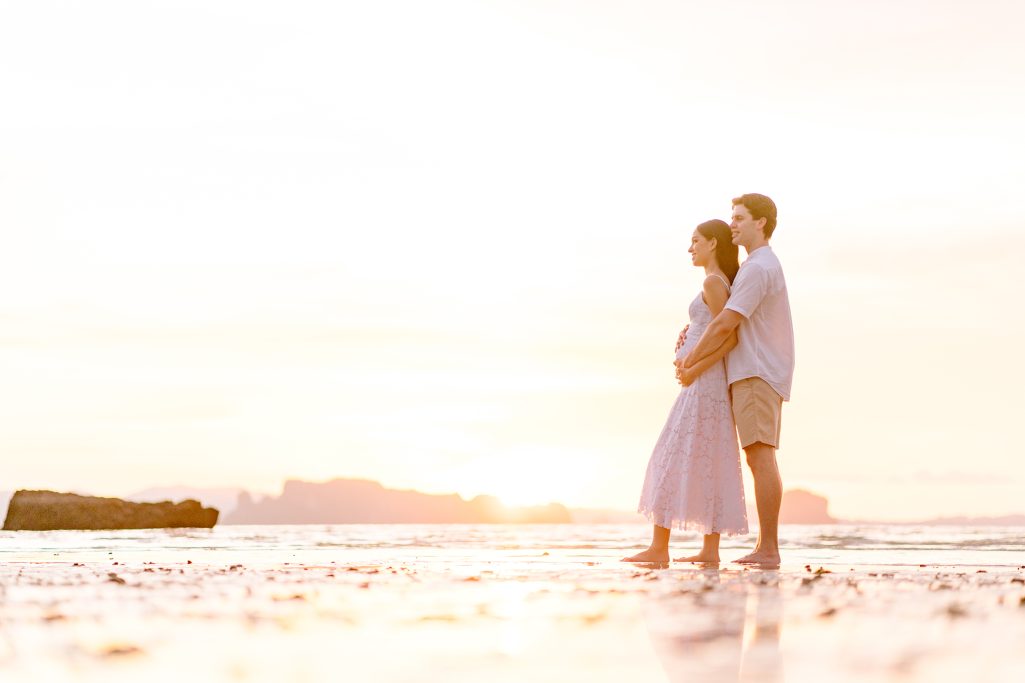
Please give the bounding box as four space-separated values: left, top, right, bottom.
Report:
621 547 670 563
733 550 781 566
673 552 719 564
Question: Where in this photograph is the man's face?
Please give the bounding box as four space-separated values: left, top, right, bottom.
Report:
730 204 765 248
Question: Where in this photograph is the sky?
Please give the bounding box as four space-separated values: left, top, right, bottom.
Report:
1 1 1024 521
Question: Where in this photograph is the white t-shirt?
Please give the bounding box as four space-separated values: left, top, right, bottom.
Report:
724 246 795 400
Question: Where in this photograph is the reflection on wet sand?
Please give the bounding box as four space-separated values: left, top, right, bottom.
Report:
646 568 783 683
3 525 1025 681
740 576 783 683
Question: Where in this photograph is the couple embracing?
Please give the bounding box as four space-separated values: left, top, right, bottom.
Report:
624 193 795 567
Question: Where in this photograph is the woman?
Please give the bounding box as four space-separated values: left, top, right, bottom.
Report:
623 219 748 564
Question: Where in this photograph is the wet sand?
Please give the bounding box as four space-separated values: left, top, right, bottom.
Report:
1 539 1024 682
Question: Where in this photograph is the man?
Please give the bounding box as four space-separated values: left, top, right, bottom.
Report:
676 193 795 566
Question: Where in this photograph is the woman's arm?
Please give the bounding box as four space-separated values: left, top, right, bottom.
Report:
702 275 730 317
676 276 735 386
680 275 742 370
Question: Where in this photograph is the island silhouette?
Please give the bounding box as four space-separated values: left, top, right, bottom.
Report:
225 478 572 524
1 481 1021 526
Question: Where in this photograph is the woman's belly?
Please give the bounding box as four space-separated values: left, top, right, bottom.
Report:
675 325 707 361
673 325 728 391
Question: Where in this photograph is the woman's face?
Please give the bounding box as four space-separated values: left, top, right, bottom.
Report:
688 230 716 268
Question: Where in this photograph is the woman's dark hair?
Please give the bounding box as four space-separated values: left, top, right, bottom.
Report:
696 219 740 284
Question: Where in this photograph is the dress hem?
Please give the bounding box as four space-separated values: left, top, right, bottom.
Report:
637 507 749 537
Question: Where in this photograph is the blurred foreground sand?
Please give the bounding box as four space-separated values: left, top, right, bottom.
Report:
0 529 1023 682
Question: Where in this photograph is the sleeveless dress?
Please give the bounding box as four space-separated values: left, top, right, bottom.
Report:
637 277 749 535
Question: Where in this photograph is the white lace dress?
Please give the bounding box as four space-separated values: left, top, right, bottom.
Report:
637 282 749 535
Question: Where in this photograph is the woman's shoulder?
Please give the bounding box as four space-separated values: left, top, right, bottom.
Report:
702 273 731 294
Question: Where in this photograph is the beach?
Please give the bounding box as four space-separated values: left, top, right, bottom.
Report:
1 524 1023 682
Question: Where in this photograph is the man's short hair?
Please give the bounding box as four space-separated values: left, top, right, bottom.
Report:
732 193 777 238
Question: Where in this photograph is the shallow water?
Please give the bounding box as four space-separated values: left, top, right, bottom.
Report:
4 522 1023 557
1 524 1023 682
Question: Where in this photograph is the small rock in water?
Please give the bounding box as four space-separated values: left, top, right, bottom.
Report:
273 594 306 602
107 573 126 585
100 644 144 658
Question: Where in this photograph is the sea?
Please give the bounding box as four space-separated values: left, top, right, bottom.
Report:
2 523 1023 567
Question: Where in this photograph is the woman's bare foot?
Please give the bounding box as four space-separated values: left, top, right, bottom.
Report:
621 547 670 563
732 550 781 566
673 552 720 564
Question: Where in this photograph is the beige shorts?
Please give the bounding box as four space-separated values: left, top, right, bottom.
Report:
730 377 783 449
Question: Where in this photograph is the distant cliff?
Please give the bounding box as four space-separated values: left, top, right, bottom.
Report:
223 478 572 524
778 489 836 524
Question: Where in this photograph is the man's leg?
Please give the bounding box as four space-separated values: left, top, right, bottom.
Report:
735 442 782 564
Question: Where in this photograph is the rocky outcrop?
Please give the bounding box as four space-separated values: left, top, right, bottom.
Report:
779 489 836 524
2 490 218 530
224 478 571 524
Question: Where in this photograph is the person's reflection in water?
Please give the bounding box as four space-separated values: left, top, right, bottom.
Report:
644 569 783 683
739 575 784 683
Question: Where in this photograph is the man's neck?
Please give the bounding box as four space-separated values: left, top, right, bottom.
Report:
744 239 770 256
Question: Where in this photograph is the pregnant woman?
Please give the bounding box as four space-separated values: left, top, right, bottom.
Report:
624 219 749 564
